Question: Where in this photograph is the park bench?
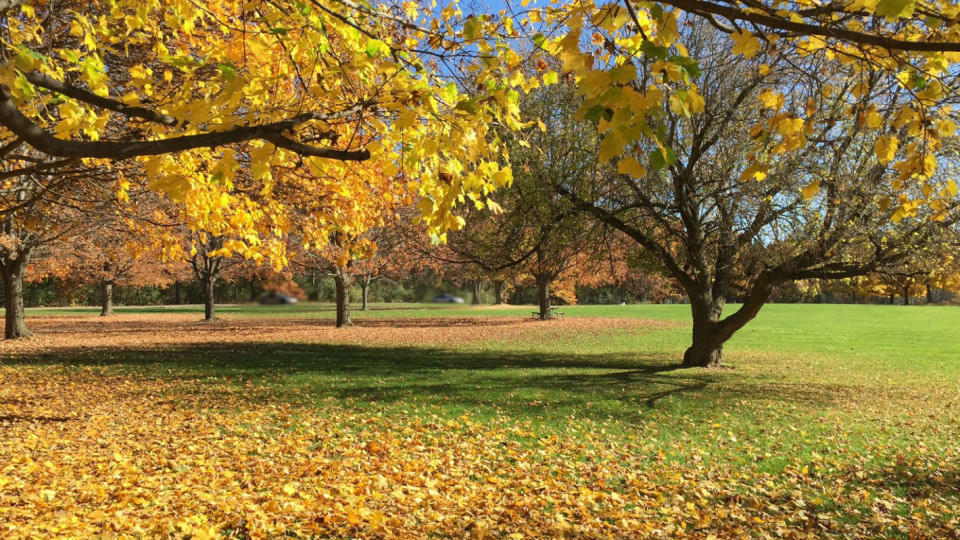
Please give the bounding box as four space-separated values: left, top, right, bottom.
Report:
531 309 565 319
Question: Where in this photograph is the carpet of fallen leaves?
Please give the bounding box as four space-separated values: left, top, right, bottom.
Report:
0 313 669 352
1 314 959 539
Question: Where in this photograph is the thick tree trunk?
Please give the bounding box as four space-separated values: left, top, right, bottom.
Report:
2 253 31 339
681 275 775 368
537 276 551 320
926 284 934 304
493 280 505 305
902 286 910 306
100 280 114 317
174 281 182 305
471 280 482 305
334 274 352 328
249 279 258 302
888 293 895 305
683 315 724 368
203 275 216 321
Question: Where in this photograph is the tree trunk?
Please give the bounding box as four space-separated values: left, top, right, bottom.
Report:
681 275 774 368
926 284 934 304
360 278 369 311
888 293 895 305
174 281 182 305
100 280 114 317
2 253 31 339
902 286 910 306
249 279 258 302
537 276 551 320
683 315 723 368
471 280 482 305
493 280 505 305
334 274 352 328
203 275 216 321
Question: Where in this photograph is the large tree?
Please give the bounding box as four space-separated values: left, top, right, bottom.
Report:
0 0 519 246
557 25 960 366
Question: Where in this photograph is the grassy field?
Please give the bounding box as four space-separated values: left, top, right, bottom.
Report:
1 303 958 538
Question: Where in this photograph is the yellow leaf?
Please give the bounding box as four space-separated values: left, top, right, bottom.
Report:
758 90 783 110
599 130 625 163
731 31 762 58
617 157 646 178
801 180 820 200
875 135 898 164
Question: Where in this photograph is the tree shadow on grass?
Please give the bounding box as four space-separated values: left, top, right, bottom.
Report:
1 342 850 424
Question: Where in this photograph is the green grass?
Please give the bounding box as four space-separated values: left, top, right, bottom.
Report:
13 302 960 444
5 302 960 536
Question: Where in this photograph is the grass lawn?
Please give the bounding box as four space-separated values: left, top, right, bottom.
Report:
1 303 958 538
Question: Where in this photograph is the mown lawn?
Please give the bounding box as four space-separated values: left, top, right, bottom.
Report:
1 303 958 538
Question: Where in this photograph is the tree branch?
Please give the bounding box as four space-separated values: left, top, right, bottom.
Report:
651 0 960 53
23 71 178 126
0 85 371 161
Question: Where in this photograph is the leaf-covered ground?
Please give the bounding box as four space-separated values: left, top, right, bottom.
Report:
1 307 959 538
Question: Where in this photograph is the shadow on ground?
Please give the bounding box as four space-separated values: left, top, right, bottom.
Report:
1 340 853 424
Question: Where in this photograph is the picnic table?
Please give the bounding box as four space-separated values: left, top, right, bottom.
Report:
531 309 565 319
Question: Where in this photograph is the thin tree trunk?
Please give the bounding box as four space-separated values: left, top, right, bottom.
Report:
174 281 182 305
902 286 910 306
249 279 257 302
493 280 505 305
203 275 216 320
926 284 934 304
888 293 895 305
2 252 31 339
471 280 483 305
360 277 369 311
334 274 352 328
100 280 114 317
537 276 551 320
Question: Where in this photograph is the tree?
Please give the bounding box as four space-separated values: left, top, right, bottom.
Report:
37 219 180 317
0 0 520 250
293 235 368 328
443 73 600 319
0 151 119 337
555 24 960 366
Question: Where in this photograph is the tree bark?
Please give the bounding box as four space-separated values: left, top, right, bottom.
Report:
536 276 551 320
683 315 724 368
926 284 934 304
681 275 775 368
174 281 182 305
471 280 483 305
334 274 352 328
100 280 114 317
359 276 370 311
493 280 505 305
2 251 31 339
888 293 895 305
902 286 910 306
203 275 216 321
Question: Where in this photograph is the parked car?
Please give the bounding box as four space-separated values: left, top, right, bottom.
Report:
432 294 465 304
259 292 299 305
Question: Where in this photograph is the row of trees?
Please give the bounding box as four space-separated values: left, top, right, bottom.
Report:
2 0 960 368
